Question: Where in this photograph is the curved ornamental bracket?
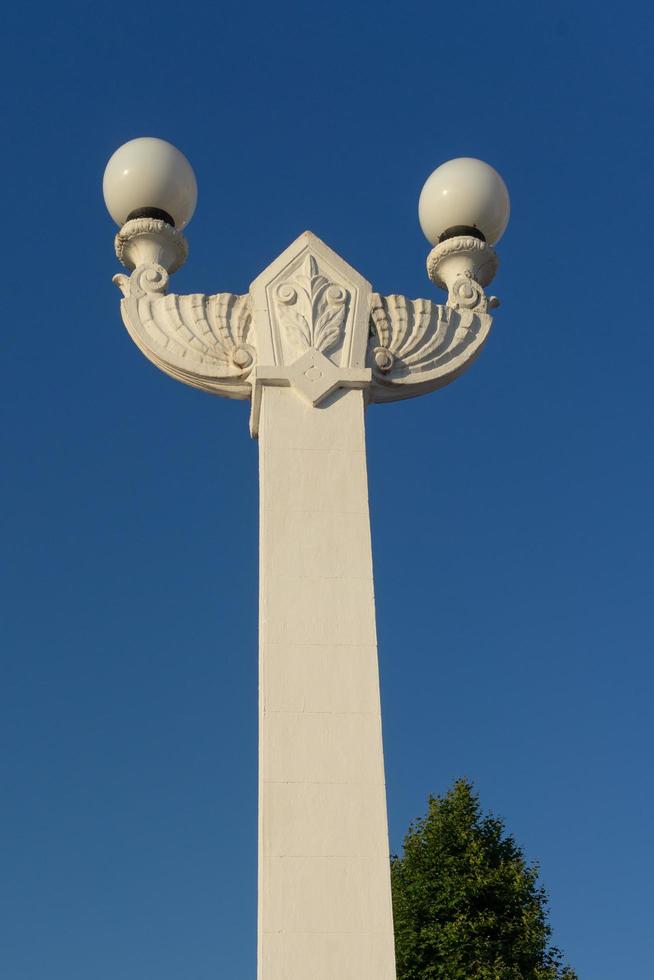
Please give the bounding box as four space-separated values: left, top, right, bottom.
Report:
113 226 500 431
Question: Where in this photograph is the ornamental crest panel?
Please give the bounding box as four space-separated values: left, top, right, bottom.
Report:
249 232 372 371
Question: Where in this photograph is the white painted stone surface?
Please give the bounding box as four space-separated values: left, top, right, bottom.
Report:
113 228 501 980
258 385 396 980
114 231 496 408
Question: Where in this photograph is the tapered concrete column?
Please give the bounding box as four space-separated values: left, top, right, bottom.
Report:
114 222 499 980
258 385 396 980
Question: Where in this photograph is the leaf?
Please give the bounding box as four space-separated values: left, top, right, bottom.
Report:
278 304 311 350
314 304 345 353
305 255 319 278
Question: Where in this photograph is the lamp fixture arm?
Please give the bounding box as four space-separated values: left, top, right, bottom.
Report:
112 226 499 417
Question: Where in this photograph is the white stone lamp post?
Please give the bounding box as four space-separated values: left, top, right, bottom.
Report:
104 138 509 980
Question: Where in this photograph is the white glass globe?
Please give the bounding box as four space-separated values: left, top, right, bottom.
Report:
103 137 198 229
418 157 510 246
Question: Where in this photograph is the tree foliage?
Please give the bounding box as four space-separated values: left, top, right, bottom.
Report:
391 780 576 979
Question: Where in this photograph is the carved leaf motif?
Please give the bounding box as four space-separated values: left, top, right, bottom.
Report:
313 305 344 354
275 256 348 354
276 298 312 350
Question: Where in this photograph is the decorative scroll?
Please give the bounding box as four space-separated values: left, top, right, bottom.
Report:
114 263 254 399
367 291 493 403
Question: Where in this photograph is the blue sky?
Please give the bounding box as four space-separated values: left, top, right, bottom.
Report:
1 1 653 976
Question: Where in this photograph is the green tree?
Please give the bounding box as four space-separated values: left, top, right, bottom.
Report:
391 780 576 980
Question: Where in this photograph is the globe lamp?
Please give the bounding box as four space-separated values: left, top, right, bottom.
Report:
418 157 510 246
103 137 197 230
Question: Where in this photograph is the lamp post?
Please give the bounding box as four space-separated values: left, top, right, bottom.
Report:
104 138 509 980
